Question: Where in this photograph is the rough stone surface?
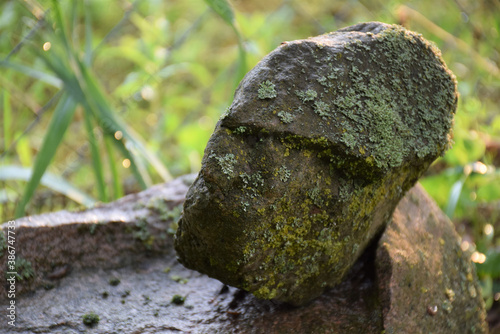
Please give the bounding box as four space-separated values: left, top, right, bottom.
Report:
175 22 458 305
377 184 487 334
0 175 194 299
0 179 487 333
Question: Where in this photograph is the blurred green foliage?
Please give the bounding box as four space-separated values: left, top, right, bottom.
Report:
0 0 499 318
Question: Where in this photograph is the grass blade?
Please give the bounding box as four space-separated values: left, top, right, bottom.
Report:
75 60 150 187
0 165 96 208
4 9 48 61
15 135 33 167
76 58 172 182
83 109 108 201
235 41 247 88
54 0 171 183
113 138 148 189
51 0 73 59
445 174 468 218
0 60 63 88
0 90 63 160
70 0 79 46
121 123 173 182
204 0 247 88
34 40 154 189
32 22 151 190
83 0 93 66
204 0 235 27
104 135 123 199
14 93 78 217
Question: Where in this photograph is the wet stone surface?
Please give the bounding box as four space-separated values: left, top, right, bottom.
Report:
175 21 458 305
0 181 487 333
0 248 383 334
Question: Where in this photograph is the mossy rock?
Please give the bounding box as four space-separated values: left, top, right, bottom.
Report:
175 22 458 306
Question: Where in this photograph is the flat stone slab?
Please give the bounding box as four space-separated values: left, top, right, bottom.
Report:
377 184 487 333
0 177 487 333
0 252 382 333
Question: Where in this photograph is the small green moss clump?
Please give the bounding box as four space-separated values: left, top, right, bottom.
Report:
14 258 34 281
82 312 100 326
171 294 185 305
233 126 247 134
313 100 333 119
258 80 277 99
131 219 155 249
295 89 317 102
109 277 121 286
276 165 291 182
147 197 181 222
0 232 6 257
212 153 237 179
89 223 98 235
445 288 455 301
171 275 189 284
277 110 295 124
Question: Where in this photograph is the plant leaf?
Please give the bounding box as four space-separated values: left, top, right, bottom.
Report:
83 0 93 66
0 165 96 208
204 0 235 27
235 41 247 89
104 135 123 199
0 60 63 88
204 0 247 90
445 174 467 218
83 108 108 201
51 0 73 59
14 94 78 217
477 250 500 278
75 57 172 182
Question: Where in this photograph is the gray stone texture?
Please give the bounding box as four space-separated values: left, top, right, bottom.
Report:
175 22 458 305
0 179 487 333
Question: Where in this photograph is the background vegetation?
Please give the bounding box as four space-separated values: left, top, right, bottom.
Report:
0 0 499 327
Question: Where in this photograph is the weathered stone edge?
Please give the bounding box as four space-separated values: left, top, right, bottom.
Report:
0 175 195 299
376 184 488 333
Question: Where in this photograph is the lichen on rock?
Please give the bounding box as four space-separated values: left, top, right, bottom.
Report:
175 22 458 306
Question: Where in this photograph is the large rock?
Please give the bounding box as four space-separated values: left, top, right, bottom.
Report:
175 22 458 305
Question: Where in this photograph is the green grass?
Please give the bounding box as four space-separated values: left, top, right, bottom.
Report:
0 0 499 317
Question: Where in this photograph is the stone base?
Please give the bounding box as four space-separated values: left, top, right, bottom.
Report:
0 177 487 333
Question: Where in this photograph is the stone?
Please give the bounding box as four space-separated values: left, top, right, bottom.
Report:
377 184 487 333
174 21 458 305
0 175 194 299
0 179 488 333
